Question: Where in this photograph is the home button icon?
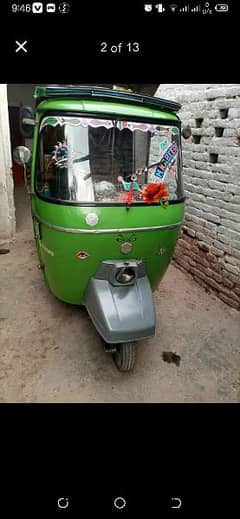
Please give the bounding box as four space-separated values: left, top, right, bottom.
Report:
113 496 127 510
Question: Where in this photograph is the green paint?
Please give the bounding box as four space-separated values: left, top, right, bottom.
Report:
30 87 184 305
36 99 179 121
32 199 184 304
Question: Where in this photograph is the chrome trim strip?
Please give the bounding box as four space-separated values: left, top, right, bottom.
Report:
32 212 182 234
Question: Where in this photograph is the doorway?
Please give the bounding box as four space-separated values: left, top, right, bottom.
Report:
8 106 25 185
8 105 32 232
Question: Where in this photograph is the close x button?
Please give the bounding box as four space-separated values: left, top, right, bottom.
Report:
15 40 28 53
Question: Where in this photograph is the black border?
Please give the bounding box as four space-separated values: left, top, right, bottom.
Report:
4 0 240 82
1 2 239 513
0 404 238 516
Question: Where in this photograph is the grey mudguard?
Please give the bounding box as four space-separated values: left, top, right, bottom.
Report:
84 276 156 344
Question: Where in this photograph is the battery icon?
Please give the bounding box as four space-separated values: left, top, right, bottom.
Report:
215 4 228 11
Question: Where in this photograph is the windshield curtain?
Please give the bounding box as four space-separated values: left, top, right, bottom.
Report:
36 116 183 203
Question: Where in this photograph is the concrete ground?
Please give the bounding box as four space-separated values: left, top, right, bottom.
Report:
0 186 239 402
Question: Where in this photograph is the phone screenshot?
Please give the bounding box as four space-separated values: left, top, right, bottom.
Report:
0 1 239 516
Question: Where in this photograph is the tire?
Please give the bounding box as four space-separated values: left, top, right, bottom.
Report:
113 342 136 372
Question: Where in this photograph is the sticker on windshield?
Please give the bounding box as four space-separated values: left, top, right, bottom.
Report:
159 139 170 150
172 127 180 135
154 141 178 181
170 166 177 178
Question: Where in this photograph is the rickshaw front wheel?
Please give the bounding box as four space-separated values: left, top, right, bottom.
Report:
113 342 136 372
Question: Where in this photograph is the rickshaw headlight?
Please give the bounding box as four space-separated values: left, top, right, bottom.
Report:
115 267 136 284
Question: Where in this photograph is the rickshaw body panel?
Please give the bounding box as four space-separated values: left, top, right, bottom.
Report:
35 99 179 121
31 94 184 307
31 198 184 304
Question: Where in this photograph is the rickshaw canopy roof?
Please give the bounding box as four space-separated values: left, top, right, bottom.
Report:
34 85 181 114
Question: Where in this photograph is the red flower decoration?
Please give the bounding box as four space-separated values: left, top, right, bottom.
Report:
141 183 169 204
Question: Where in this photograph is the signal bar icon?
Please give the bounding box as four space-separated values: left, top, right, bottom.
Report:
179 4 189 12
155 3 166 12
191 4 201 11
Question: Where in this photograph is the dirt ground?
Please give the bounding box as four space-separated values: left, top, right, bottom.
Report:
0 186 239 402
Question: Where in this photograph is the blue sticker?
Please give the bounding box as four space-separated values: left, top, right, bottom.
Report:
155 141 178 179
160 139 169 150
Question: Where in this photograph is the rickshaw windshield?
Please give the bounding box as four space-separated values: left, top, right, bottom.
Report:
36 115 183 203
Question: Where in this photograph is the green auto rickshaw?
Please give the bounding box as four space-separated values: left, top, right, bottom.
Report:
15 85 190 371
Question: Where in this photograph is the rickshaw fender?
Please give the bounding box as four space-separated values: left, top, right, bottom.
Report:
84 276 156 344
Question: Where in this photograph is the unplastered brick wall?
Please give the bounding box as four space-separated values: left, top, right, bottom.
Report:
157 84 240 310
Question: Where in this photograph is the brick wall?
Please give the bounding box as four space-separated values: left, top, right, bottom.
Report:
157 84 240 310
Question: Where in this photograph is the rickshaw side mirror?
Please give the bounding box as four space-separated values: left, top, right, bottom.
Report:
13 145 31 165
182 125 192 139
19 106 35 138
